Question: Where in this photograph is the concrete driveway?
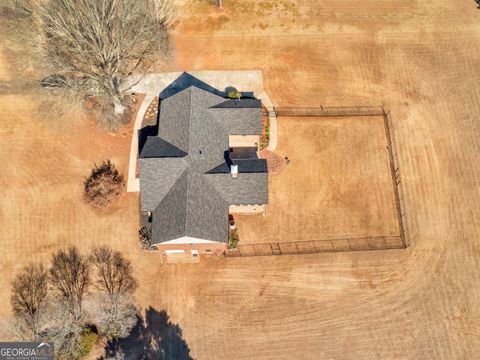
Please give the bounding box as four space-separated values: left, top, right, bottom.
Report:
125 70 264 98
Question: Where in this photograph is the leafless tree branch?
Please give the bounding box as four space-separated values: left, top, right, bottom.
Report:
49 246 91 320
90 246 138 297
2 0 175 127
10 263 48 340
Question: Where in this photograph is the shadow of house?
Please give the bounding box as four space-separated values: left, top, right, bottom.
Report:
159 72 254 100
101 307 193 360
138 125 158 156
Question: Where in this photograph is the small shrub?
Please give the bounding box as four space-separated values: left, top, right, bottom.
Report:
75 328 98 358
227 90 241 99
228 229 239 249
139 226 153 250
84 161 125 208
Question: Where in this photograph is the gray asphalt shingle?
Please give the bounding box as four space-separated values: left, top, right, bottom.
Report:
139 84 268 244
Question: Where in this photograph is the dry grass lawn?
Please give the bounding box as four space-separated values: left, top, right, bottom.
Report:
235 116 399 244
0 93 164 319
1 0 480 359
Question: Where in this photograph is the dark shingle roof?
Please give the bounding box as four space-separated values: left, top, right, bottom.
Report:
151 170 229 244
139 157 188 212
139 84 268 244
185 172 229 242
211 99 262 108
151 170 188 240
206 159 268 174
209 107 262 135
205 172 268 206
157 87 193 153
139 137 187 158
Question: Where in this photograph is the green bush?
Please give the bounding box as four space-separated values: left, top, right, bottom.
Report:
228 229 239 249
227 90 241 99
75 329 98 358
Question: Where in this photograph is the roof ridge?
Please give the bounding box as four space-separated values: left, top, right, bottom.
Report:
187 87 194 154
150 158 188 211
207 96 230 134
152 167 189 238
152 166 188 212
199 171 229 207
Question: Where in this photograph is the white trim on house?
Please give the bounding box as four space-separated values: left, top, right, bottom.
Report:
165 250 185 254
161 237 220 244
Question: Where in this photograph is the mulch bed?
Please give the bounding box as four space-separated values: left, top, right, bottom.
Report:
260 150 287 175
141 97 159 127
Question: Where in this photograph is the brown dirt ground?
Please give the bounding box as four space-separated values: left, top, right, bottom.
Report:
1 0 480 359
236 116 399 245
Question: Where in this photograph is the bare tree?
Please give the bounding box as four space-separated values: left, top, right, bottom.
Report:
89 247 138 341
89 293 137 340
41 300 85 360
7 298 85 359
90 247 138 297
50 246 90 319
5 0 175 126
10 263 48 340
0 0 32 17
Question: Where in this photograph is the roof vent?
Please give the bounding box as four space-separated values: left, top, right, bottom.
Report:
231 164 238 178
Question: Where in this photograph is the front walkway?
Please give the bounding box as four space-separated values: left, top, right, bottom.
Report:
127 94 154 192
125 70 277 192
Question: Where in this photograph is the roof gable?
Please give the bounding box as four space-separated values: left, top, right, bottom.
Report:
157 87 193 153
139 157 187 212
139 137 187 158
151 170 188 242
139 82 267 244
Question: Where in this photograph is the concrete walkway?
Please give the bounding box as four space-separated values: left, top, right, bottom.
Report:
127 94 154 192
125 70 277 192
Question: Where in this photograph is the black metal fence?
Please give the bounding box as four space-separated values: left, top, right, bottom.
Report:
383 110 408 247
227 105 408 257
272 105 385 117
225 236 404 257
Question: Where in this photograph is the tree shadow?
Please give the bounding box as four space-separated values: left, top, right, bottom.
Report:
101 307 193 360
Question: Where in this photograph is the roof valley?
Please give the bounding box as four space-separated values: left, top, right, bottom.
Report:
139 84 268 244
